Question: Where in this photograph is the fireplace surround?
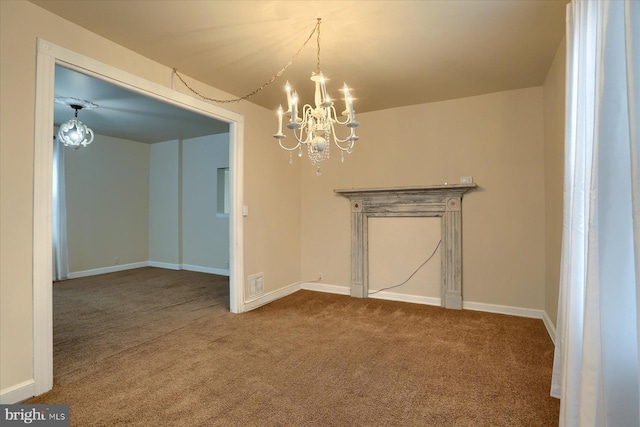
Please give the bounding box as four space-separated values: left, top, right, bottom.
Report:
335 184 476 309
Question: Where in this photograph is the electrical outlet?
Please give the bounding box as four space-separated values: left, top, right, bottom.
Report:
460 176 473 184
113 257 120 265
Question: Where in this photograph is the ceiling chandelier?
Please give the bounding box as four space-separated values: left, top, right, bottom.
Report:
273 18 359 175
173 18 359 175
56 98 97 150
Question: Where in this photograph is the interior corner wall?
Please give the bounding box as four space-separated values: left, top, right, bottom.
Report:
300 87 546 311
148 134 230 272
65 134 150 273
181 134 230 271
543 37 566 329
149 139 181 266
1 0 301 396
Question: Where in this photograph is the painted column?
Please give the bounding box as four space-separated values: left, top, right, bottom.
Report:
442 197 462 309
350 199 365 297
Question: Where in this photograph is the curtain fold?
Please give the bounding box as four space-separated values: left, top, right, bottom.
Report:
552 1 639 426
52 136 69 281
626 2 640 421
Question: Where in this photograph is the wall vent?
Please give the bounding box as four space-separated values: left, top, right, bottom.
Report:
248 273 264 298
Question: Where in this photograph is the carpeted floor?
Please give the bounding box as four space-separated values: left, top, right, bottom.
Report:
27 267 559 426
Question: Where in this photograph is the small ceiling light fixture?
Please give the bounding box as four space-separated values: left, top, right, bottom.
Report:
56 97 97 150
273 18 359 175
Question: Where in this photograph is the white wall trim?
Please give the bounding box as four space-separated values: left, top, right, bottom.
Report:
61 265 562 345
228 119 244 313
300 286 556 342
181 264 230 277
463 301 556 343
542 311 556 344
243 282 302 312
0 379 35 404
65 264 563 344
147 261 181 270
33 39 56 397
462 300 545 319
257 283 549 329
67 262 149 279
368 291 442 307
33 38 245 399
301 282 350 295
66 261 231 278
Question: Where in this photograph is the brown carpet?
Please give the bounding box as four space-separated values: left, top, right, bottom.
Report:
27 267 559 426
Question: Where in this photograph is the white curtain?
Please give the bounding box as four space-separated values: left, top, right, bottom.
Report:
52 136 69 281
551 1 639 426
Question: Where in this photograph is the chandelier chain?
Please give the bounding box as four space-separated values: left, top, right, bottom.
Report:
316 17 321 74
173 19 322 104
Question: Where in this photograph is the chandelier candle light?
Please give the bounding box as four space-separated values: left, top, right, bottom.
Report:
273 18 360 175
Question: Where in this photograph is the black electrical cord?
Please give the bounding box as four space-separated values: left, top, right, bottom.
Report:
367 240 442 296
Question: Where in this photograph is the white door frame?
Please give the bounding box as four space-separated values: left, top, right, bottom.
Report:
33 39 246 395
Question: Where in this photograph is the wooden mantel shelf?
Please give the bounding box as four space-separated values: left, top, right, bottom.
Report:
334 183 477 197
334 183 477 309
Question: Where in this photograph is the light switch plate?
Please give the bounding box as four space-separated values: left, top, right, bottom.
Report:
460 176 473 184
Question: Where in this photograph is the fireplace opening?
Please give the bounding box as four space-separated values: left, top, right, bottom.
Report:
335 184 476 309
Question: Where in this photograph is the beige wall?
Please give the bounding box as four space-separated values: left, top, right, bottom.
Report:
300 87 547 310
0 0 564 399
543 38 566 329
368 217 441 298
65 134 150 273
0 0 301 392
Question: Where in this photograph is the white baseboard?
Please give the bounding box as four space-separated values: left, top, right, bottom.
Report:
463 301 555 343
368 290 441 306
67 262 149 279
302 282 350 295
542 311 556 344
0 379 35 404
243 282 302 312
298 285 555 343
63 265 557 344
298 286 545 321
462 300 544 319
148 261 180 270
69 261 231 278
181 264 230 277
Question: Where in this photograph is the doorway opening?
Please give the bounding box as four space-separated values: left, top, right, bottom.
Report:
53 65 232 281
34 39 245 396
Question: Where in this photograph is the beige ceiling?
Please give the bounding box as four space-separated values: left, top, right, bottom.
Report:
31 0 568 114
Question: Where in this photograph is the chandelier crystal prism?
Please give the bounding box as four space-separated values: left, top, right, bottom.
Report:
273 18 360 175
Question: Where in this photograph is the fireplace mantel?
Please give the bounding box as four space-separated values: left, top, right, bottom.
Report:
335 184 477 309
